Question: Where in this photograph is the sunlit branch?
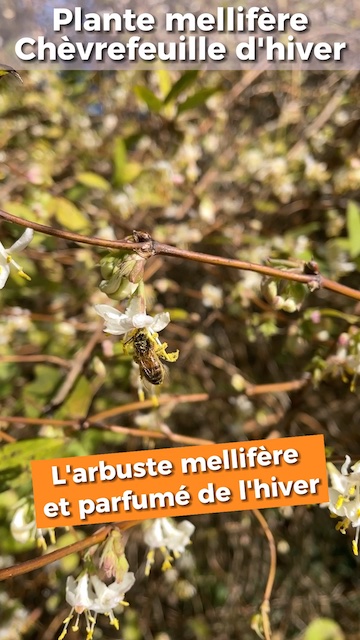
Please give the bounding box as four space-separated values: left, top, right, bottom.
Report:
1 208 360 301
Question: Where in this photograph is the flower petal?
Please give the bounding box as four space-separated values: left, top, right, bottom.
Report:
151 312 170 332
0 243 8 260
126 295 145 317
10 228 34 253
94 305 126 323
66 573 94 612
327 462 348 494
132 313 154 329
144 519 164 548
341 455 352 476
0 264 10 289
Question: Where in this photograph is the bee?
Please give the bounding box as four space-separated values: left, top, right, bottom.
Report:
132 330 166 386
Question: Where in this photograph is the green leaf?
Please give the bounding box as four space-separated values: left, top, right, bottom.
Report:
112 137 127 187
0 438 64 471
50 196 90 232
55 375 93 420
22 365 63 418
346 200 360 258
304 618 345 640
112 137 142 186
164 71 199 104
0 438 65 493
76 172 111 191
1 201 47 225
178 87 221 114
157 70 172 99
133 86 163 113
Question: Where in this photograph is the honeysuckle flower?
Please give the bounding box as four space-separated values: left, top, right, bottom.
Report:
325 455 360 555
95 296 170 337
99 530 130 582
0 228 33 288
10 504 56 549
59 570 135 640
10 505 36 544
59 573 95 640
144 518 195 575
87 573 135 634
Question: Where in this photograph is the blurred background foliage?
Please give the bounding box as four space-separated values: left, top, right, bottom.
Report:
0 69 360 639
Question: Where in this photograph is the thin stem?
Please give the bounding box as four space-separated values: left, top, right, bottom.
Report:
1 209 360 302
0 354 72 368
252 509 277 640
88 393 209 423
0 526 112 581
0 209 139 250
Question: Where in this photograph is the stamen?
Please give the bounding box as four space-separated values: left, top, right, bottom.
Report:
145 549 155 576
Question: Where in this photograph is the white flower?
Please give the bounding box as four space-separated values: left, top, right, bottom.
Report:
88 573 135 632
325 455 360 555
95 296 170 337
66 574 94 613
59 571 135 639
0 228 33 288
201 283 223 309
10 505 36 544
59 573 95 639
10 504 56 549
144 518 195 575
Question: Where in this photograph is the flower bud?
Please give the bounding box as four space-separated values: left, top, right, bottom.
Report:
261 277 278 303
99 530 130 583
99 277 138 300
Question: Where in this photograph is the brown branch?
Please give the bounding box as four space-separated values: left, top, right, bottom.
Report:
0 525 112 581
252 509 277 640
1 209 360 302
43 325 103 413
93 422 214 446
0 354 72 368
246 378 308 396
0 209 139 250
0 416 77 427
88 393 209 423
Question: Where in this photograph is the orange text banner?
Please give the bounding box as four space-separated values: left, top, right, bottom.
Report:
31 434 328 527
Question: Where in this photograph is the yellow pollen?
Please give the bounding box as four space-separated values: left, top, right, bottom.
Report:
161 558 173 571
352 540 359 556
335 495 344 509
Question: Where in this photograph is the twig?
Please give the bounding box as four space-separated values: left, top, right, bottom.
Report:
0 521 140 582
252 509 277 640
1 209 360 302
88 392 209 423
0 354 72 368
92 421 214 446
43 325 103 413
0 525 112 581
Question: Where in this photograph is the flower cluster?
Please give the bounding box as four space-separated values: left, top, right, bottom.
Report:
143 517 195 575
325 455 360 555
59 519 194 638
59 570 135 640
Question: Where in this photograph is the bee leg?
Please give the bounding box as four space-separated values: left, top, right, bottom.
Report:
162 349 179 363
155 342 180 363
